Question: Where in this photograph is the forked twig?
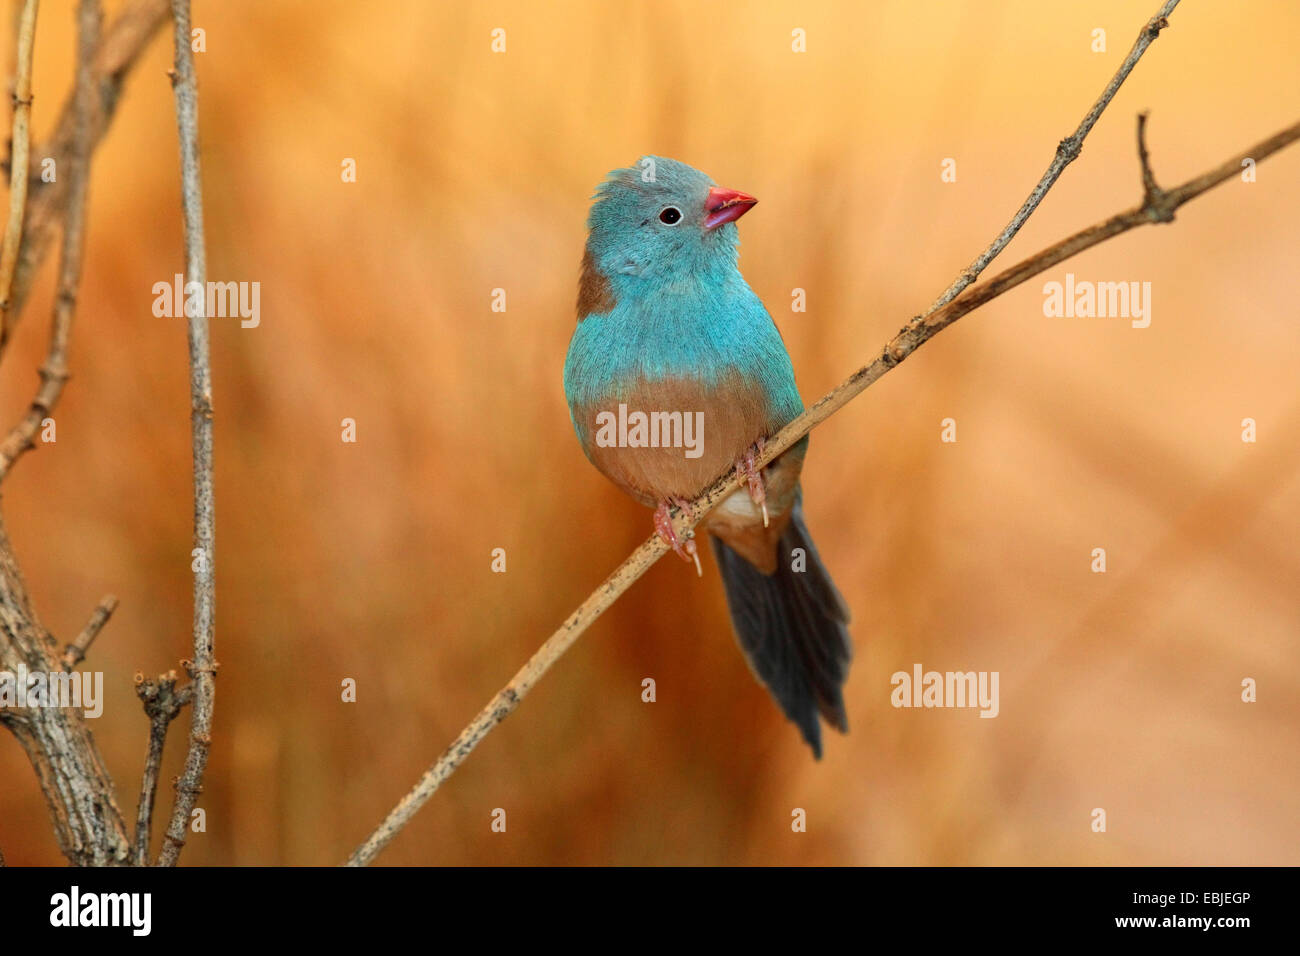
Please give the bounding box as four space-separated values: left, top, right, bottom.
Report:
922 0 1180 317
134 671 194 865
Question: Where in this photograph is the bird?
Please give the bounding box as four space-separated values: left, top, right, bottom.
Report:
563 156 853 758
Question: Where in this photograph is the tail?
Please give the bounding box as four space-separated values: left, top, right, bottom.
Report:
710 501 852 758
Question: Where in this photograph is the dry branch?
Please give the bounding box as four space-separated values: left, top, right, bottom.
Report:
155 0 215 868
0 0 98 481
0 522 131 864
346 2 1296 865
922 0 1179 315
0 0 136 867
134 670 193 865
1 0 169 351
0 0 39 351
60 594 119 671
0 0 170 867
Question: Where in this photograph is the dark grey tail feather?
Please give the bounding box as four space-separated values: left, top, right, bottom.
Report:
711 501 852 758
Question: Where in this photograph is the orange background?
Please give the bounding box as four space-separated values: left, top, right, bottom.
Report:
1 0 1297 865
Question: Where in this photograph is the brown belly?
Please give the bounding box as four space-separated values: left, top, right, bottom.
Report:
575 372 807 572
577 372 776 506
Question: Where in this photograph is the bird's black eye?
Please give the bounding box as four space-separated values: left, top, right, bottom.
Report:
658 206 682 225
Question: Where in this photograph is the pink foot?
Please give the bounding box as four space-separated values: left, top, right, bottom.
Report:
654 498 702 576
735 439 769 528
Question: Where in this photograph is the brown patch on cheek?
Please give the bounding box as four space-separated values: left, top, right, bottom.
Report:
576 246 617 319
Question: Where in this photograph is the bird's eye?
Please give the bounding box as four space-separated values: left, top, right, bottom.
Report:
658 206 682 225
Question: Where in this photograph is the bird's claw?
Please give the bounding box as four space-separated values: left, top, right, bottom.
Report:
736 440 769 528
654 498 702 576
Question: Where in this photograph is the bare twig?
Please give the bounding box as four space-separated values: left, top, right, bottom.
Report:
0 0 97 485
1 0 169 354
922 0 1180 317
935 118 1300 320
133 670 193 866
346 112 1300 864
1136 112 1172 219
0 0 38 352
156 0 214 868
60 594 118 671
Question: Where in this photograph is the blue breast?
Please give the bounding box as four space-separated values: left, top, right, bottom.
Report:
564 268 804 447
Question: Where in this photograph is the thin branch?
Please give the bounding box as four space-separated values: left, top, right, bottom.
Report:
941 118 1300 320
60 594 118 671
922 0 1179 317
156 0 214 868
133 670 193 866
0 0 38 352
1136 111 1172 219
0 0 169 356
0 0 106 486
346 116 1300 865
0 0 98 484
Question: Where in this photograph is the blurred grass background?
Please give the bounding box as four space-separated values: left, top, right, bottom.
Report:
0 0 1297 864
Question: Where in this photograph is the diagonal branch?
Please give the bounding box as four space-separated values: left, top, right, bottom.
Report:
60 594 118 671
155 0 215 868
922 0 1180 317
346 112 1300 865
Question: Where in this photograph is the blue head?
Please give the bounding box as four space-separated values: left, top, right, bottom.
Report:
583 156 758 291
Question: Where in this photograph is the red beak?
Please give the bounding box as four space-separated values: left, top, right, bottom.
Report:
703 186 758 229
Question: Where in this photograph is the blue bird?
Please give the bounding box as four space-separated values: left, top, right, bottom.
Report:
564 156 852 758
